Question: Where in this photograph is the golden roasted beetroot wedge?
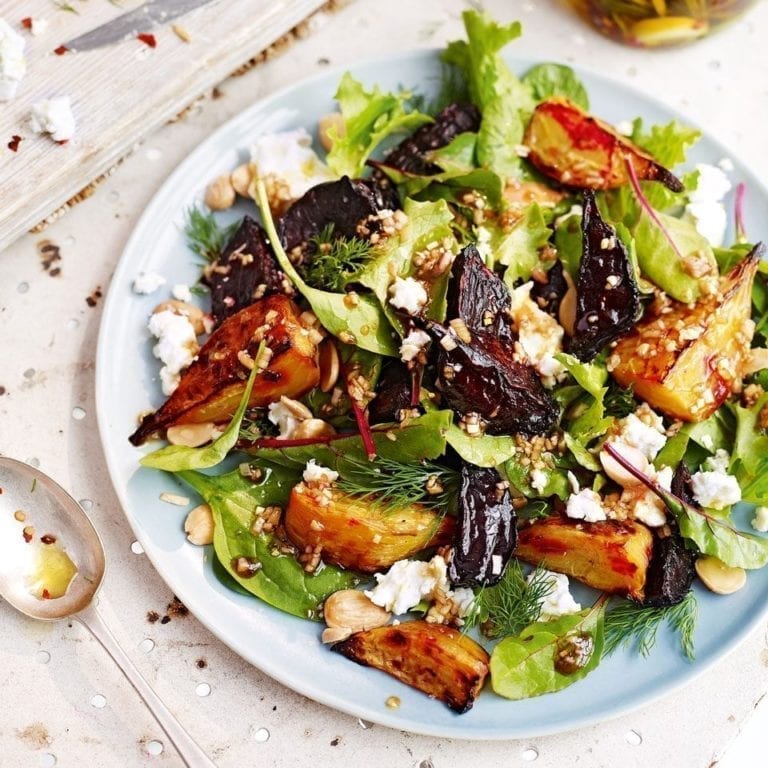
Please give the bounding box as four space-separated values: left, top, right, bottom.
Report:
285 486 453 573
516 514 653 601
524 98 682 192
332 620 490 713
610 250 760 422
130 295 319 444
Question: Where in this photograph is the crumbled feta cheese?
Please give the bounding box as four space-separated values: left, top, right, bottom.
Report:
531 570 581 620
267 400 299 439
615 408 666 461
172 284 192 302
567 471 580 494
530 468 549 494
250 128 335 202
751 506 768 534
685 163 732 247
302 459 338 485
399 329 431 363
474 225 492 261
630 466 673 527
0 19 26 101
388 277 428 315
28 96 76 142
565 488 607 523
615 120 634 137
147 310 198 395
718 157 734 173
133 272 167 294
450 587 477 617
29 17 48 36
509 281 566 387
691 458 741 511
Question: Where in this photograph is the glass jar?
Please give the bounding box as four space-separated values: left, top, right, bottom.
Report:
566 1 757 47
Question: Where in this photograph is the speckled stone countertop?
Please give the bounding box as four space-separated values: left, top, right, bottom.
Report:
2 1 768 766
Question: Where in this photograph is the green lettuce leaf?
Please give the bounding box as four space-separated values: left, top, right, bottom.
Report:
442 10 534 179
178 467 358 619
490 601 605 700
326 72 431 178
522 63 589 109
730 393 768 505
491 202 550 283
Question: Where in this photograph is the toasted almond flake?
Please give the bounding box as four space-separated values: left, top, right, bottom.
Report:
159 492 190 506
172 24 191 42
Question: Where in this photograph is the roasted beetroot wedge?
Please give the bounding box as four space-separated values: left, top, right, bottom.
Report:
278 176 400 256
370 102 481 177
368 359 414 424
567 191 641 361
429 322 558 436
446 244 514 343
449 464 517 587
204 216 287 327
525 98 682 192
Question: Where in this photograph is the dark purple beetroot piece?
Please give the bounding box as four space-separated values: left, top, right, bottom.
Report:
446 244 514 344
449 464 517 588
371 103 481 177
530 260 568 319
567 190 641 362
278 176 401 256
429 322 558 437
203 216 286 327
641 462 696 607
368 360 414 424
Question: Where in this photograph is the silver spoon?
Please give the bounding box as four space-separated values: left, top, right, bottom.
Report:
0 456 216 768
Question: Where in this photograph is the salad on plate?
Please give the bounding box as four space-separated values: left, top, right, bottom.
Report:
126 10 768 713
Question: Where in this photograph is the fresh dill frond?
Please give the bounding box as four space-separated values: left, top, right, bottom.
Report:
239 409 277 443
603 381 637 419
336 455 458 513
604 591 698 661
302 224 374 291
184 207 238 264
463 561 555 638
517 499 551 523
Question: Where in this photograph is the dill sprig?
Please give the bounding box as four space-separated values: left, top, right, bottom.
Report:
184 207 238 264
463 561 555 638
302 224 374 291
239 409 277 443
336 455 458 513
604 591 698 660
603 381 637 419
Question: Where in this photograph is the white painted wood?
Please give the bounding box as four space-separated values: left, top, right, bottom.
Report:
0 0 327 252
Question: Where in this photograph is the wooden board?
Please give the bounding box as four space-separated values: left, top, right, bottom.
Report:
0 0 328 252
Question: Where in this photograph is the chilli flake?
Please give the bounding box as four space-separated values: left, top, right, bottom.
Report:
137 33 157 48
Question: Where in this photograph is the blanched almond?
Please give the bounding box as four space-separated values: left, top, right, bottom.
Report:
323 589 390 632
321 626 353 644
600 443 650 488
318 113 345 152
166 422 216 447
231 163 255 197
184 503 214 545
292 418 336 440
318 339 340 392
204 174 236 210
695 555 746 595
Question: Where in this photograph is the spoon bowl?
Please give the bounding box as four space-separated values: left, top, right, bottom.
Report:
0 456 215 768
0 457 105 620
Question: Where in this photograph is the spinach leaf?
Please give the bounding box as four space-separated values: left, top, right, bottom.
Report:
326 72 431 178
522 63 589 109
442 10 534 179
250 410 452 471
178 467 358 619
254 180 398 356
357 198 457 330
495 202 551 283
140 361 259 471
490 601 605 700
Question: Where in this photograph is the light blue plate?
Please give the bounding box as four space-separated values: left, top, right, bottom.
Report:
96 50 768 739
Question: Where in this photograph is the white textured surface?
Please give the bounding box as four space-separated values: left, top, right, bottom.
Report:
1 0 768 765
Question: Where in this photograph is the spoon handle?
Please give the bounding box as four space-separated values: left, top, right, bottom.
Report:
75 602 217 768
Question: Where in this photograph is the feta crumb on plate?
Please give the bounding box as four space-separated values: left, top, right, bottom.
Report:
302 459 338 485
172 284 192 302
752 506 768 534
0 18 26 101
28 96 76 142
684 163 732 248
691 452 741 511
530 570 581 620
147 310 198 396
388 276 428 315
614 407 666 461
133 272 167 294
267 400 299 439
399 329 431 363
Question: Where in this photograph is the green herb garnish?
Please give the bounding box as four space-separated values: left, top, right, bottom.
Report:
302 224 374 291
604 592 698 660
464 561 555 638
336 455 458 513
184 207 238 264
